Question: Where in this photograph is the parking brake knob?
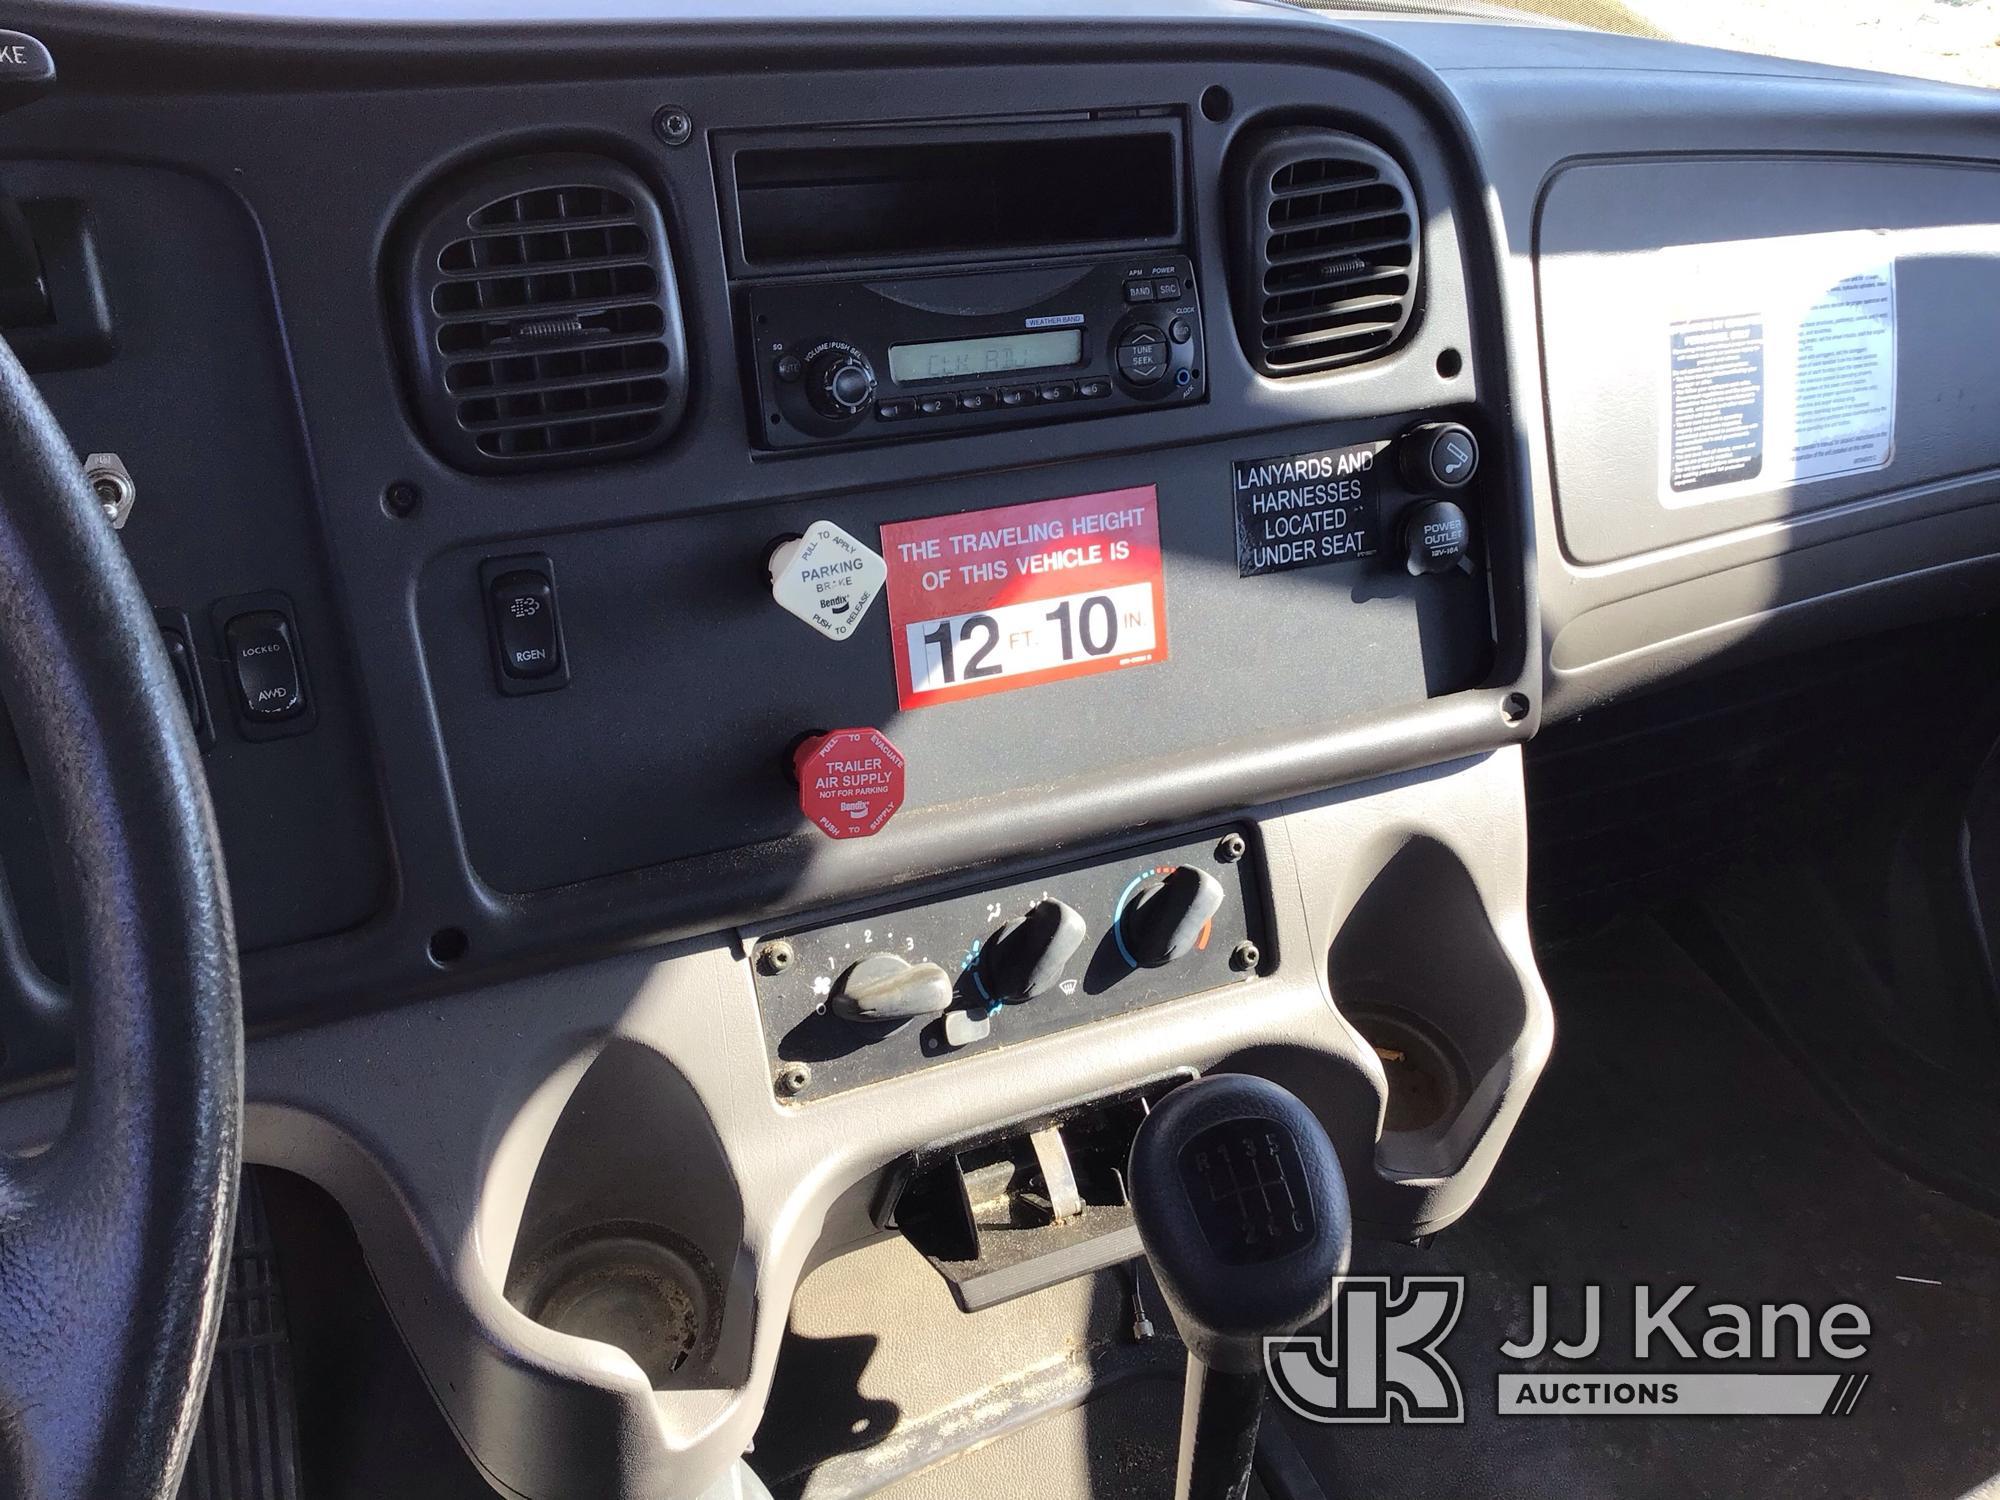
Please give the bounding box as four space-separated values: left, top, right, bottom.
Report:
1129 1074 1351 1500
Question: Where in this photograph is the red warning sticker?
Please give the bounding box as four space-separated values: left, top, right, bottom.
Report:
881 485 1167 709
795 728 905 840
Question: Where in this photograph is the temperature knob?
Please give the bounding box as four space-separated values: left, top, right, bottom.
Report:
1118 866 1225 969
805 344 877 420
977 898 1088 1002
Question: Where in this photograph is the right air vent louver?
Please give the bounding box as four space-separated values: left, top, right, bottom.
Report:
1231 129 1420 378
395 153 689 473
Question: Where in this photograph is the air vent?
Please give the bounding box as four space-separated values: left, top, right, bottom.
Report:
397 155 688 472
1230 129 1420 378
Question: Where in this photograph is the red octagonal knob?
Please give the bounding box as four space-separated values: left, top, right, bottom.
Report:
793 727 905 840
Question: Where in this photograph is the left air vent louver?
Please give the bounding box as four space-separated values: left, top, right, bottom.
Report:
396 155 688 473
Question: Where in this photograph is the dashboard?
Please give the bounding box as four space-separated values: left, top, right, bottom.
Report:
3 3 2000 1498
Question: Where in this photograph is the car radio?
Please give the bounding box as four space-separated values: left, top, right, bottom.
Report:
747 254 1206 450
716 112 1204 452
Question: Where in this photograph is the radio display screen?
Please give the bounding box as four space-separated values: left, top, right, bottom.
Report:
887 329 1083 384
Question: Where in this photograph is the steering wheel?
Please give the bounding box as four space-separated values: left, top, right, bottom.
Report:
0 336 242 1497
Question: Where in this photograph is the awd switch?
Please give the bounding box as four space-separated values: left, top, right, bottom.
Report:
224 611 303 723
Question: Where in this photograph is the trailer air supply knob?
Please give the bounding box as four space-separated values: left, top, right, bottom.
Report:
793 727 905 839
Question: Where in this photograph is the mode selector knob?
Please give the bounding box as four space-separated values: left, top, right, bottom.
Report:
1119 866 1225 969
978 898 1088 1002
805 344 877 420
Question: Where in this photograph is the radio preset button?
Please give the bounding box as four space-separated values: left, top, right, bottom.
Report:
1038 381 1077 403
1116 326 1169 386
1124 280 1156 303
1077 378 1112 399
916 394 956 416
958 389 996 412
876 399 913 421
1000 387 1034 407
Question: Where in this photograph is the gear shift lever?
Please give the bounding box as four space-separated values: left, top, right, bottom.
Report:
1129 1074 1351 1500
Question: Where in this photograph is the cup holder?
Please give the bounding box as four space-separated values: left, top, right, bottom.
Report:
1327 835 1538 1184
1345 1007 1468 1136
494 1039 753 1393
508 1221 721 1388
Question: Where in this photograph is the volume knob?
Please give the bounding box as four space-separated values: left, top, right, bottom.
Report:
805 345 877 420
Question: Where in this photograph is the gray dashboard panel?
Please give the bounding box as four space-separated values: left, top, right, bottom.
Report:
0 747 1549 1500
7 4 2000 1495
1395 27 2000 715
1540 157 2000 566
0 9 1547 1056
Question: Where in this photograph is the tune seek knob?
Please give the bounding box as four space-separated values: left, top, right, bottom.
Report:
805 344 877 420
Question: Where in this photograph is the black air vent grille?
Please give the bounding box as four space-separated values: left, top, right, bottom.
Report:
1230 130 1420 378
397 159 688 472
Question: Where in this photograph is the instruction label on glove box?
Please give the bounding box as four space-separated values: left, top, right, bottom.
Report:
1659 233 1897 505
880 485 1167 709
1232 441 1385 577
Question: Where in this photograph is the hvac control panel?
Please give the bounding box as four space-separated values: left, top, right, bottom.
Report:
749 826 1267 1101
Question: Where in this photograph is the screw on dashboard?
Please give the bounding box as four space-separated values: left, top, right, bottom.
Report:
1215 832 1246 863
1229 940 1260 973
653 105 694 147
774 1061 812 1098
382 480 422 519
756 939 795 976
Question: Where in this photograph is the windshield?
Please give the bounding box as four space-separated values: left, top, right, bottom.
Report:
1499 0 2000 88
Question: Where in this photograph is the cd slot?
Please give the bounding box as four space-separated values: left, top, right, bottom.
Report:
721 117 1182 274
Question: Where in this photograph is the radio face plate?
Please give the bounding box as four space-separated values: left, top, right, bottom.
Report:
748 255 1206 450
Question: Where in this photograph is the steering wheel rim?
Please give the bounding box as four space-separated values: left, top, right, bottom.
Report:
0 335 242 1498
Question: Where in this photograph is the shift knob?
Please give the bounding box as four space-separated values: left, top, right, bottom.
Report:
1129 1074 1351 1374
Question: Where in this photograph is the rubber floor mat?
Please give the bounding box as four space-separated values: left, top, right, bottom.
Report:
1283 916 2000 1500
